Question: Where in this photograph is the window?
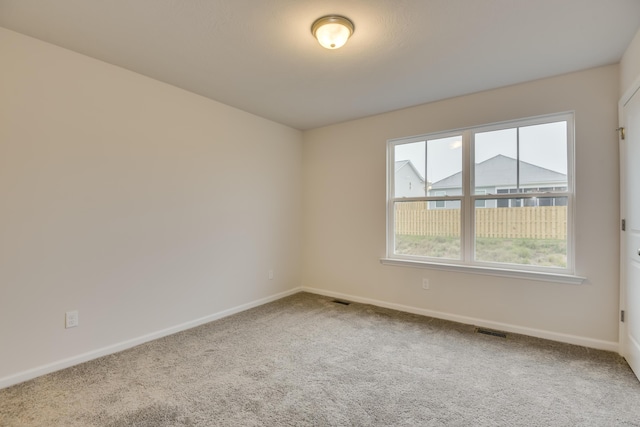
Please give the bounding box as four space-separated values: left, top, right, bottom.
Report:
387 112 574 274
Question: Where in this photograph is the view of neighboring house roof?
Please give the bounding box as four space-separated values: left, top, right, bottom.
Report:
431 155 567 189
395 160 425 182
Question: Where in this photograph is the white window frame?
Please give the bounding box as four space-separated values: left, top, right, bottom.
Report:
383 112 584 284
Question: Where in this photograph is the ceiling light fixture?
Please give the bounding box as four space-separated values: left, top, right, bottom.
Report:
311 15 354 50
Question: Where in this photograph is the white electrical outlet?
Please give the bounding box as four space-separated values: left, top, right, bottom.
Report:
65 310 79 328
268 270 274 280
422 278 430 290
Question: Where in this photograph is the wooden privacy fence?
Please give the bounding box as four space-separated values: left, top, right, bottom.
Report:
395 203 567 239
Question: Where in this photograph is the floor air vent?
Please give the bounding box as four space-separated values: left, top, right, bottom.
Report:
475 328 507 338
332 300 351 306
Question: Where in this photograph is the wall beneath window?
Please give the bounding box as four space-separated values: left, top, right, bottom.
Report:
302 64 620 349
0 28 302 385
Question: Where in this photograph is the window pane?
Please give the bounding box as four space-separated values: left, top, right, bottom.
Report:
520 121 568 189
426 136 463 197
394 201 461 259
394 141 426 197
475 199 568 268
474 128 517 194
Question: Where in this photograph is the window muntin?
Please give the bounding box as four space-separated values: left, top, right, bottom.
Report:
388 113 574 274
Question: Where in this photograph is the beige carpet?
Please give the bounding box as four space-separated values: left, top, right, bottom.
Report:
1 292 639 426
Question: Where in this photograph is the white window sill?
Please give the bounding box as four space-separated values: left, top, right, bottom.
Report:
379 258 585 285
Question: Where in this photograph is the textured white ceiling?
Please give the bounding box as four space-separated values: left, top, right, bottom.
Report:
1 0 640 130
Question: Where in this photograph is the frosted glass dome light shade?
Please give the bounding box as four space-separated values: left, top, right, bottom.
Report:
311 15 354 49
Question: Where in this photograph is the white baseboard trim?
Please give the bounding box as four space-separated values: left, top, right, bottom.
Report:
301 286 619 353
0 287 302 390
2 285 618 389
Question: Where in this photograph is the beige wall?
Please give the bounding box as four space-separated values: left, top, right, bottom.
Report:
303 65 620 349
621 27 640 96
0 28 302 385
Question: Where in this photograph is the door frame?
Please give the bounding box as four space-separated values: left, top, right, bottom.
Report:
619 75 640 357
